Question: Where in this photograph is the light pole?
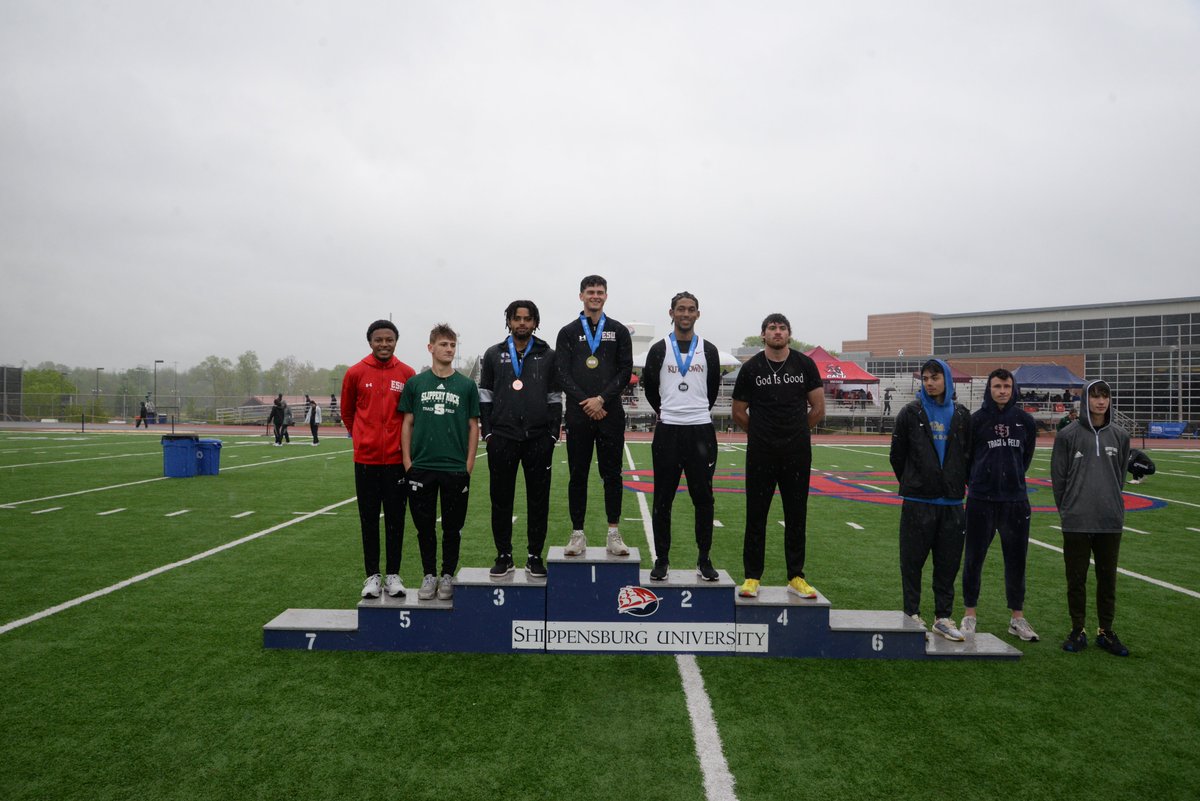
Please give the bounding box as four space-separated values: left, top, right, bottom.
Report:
94 367 104 396
154 359 164 408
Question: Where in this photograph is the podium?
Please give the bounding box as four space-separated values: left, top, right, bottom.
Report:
264 547 1020 661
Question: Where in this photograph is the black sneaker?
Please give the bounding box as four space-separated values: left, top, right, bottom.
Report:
489 554 514 577
696 559 719 582
525 555 547 577
1062 628 1088 652
1096 629 1130 657
650 558 669 581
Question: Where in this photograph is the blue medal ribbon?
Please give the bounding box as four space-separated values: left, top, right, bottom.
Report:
669 333 698 383
580 313 607 357
507 335 533 380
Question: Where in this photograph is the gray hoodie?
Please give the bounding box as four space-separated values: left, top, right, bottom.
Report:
1050 379 1130 533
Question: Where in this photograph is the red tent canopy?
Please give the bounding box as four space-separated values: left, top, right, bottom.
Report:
804 347 878 384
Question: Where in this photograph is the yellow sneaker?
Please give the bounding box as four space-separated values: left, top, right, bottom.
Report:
738 578 760 598
787 576 817 598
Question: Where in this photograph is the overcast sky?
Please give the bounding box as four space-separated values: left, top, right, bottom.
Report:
2 1 1197 373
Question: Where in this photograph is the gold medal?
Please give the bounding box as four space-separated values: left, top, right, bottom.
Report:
586 355 599 369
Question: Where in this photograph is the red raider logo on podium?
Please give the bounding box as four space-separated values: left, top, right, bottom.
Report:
617 586 661 617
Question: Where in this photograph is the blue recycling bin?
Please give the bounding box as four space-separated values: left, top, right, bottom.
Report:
162 435 199 478
197 439 223 475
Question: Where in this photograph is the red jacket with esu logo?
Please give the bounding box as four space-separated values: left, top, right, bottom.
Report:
340 354 416 465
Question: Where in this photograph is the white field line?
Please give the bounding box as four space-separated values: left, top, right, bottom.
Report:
4 452 157 469
847 522 864 530
165 510 190 517
31 507 62 515
97 508 125 516
1123 525 1151 534
0 496 359 636
1 449 341 507
232 511 255 518
623 442 738 801
1161 471 1200 480
713 520 724 528
677 655 739 801
1031 535 1200 600
819 444 890 458
1188 527 1200 534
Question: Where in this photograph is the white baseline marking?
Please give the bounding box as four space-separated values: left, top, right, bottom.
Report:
5 452 157 470
1 449 340 508
0 496 358 636
1030 536 1200 600
677 655 739 801
625 442 739 801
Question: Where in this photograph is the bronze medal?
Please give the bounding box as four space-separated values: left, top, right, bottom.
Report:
512 379 524 391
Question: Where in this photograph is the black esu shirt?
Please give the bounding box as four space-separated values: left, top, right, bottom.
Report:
732 350 823 446
554 315 633 414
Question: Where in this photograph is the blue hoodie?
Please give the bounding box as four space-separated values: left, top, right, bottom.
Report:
918 358 957 467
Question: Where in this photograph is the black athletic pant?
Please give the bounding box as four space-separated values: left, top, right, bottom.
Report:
487 434 554 558
962 497 1031 610
407 467 470 577
309 421 319 444
565 409 625 530
354 462 407 577
899 500 966 620
651 422 716 564
273 421 285 444
1062 530 1122 631
743 439 812 581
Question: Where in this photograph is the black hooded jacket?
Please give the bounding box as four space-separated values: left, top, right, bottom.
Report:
967 370 1038 502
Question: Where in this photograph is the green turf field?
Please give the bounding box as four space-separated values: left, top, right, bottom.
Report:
1 430 1198 800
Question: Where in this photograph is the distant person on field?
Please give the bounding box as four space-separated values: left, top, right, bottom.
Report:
1051 380 1131 656
1056 407 1078 431
144 395 156 426
400 324 480 602
643 291 723 583
303 395 322 445
330 394 340 424
341 319 416 600
480 300 562 579
136 399 148 428
731 313 825 600
889 358 972 642
961 368 1040 643
269 395 287 445
883 387 893 415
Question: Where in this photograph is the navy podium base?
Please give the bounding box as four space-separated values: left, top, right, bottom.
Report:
264 547 1020 661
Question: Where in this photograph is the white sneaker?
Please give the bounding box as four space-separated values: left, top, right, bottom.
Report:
1008 616 1040 642
933 617 965 642
436 574 454 600
564 530 587 556
606 528 630 556
384 574 405 598
417 574 438 600
960 615 977 637
908 613 927 629
361 574 382 598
